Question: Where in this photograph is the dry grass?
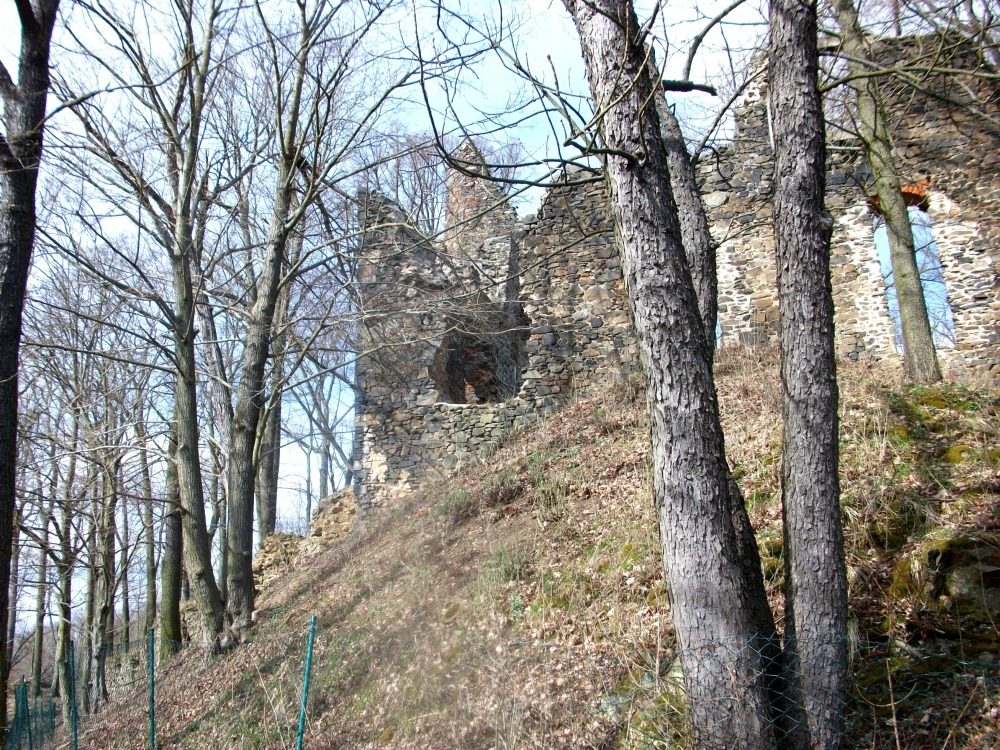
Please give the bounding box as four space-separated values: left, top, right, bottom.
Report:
70 348 998 749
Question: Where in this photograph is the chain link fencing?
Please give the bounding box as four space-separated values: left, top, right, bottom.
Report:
3 622 998 749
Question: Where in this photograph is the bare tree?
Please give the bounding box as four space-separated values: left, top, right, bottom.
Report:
0 0 61 734
771 0 849 745
832 0 942 384
560 2 780 746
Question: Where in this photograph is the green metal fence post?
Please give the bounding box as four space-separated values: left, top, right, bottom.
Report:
148 627 155 750
69 640 78 750
295 616 317 750
22 679 32 750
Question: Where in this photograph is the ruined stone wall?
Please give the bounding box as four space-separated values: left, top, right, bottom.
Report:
354 36 1000 509
875 35 1000 378
353 166 639 510
697 78 897 359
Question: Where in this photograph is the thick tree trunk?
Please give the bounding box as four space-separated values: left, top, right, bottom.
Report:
226 149 297 639
0 4 60 736
655 96 718 355
562 3 777 747
6 521 19 669
318 444 329 501
770 0 850 747
225 228 288 637
255 397 281 542
120 499 131 650
833 0 941 384
54 561 73 724
81 553 94 715
160 434 183 657
89 467 118 712
170 250 225 647
258 290 288 539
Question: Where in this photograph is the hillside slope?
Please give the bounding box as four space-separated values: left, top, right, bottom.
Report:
79 350 999 749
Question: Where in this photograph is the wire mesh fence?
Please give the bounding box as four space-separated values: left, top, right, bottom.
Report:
597 635 1000 750
4 678 58 750
4 622 998 749
3 618 319 750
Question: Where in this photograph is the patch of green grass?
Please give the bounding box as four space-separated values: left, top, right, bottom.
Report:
433 489 479 526
475 543 531 601
481 469 523 509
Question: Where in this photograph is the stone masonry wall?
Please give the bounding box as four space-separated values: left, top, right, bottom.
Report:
697 76 897 358
354 35 1000 509
876 35 1000 378
354 165 639 511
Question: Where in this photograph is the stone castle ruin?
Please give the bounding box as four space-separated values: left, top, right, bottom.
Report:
353 36 1000 510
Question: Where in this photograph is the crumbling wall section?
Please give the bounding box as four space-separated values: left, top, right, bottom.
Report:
354 35 1000 509
697 77 897 359
876 35 1000 378
354 169 640 510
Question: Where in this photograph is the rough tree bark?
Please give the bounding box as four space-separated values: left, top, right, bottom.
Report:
89 463 119 712
833 0 941 384
770 0 850 746
0 0 61 736
135 419 157 634
255 391 281 542
655 95 718 355
562 2 778 747
160 432 183 657
31 502 51 696
255 287 289 544
6 518 19 669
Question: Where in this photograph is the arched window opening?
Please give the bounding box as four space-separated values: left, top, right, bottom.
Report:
429 329 524 404
874 205 956 351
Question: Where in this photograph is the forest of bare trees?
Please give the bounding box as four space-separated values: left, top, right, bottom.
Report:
0 0 996 745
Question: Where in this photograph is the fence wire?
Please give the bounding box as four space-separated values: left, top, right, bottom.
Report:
597 636 999 750
4 625 998 749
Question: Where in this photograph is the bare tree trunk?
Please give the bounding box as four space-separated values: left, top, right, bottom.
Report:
226 54 304 636
170 253 225 646
6 519 19 669
119 496 131 650
306 447 315 527
135 420 157 634
655 95 718 354
54 390 80 722
771 0 849 746
54 559 72 723
256 397 281 541
0 2 61 736
160 432 183 657
89 465 118 712
562 3 777 747
318 443 329 501
31 507 51 696
833 0 941 384
81 484 96 716
259 288 290 536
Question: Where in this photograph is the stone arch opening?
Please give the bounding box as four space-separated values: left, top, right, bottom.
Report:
429 329 523 404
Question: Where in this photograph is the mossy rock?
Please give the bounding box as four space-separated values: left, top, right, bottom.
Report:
941 443 974 464
916 394 951 410
865 501 925 549
891 532 1000 620
887 424 911 441
604 658 688 749
914 389 973 412
757 533 784 578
